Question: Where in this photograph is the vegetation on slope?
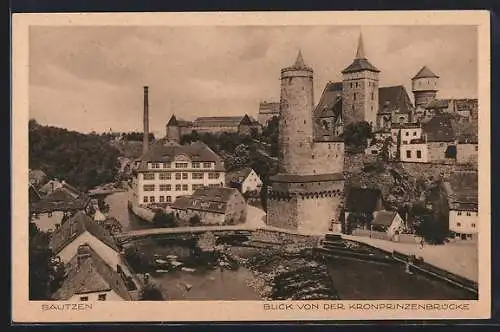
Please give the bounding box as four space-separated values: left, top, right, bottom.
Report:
29 119 121 191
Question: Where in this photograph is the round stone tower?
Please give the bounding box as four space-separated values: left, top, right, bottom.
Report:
166 115 181 143
278 50 315 175
412 65 439 108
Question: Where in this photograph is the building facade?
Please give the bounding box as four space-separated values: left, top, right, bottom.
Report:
171 187 247 225
411 66 439 109
342 34 380 128
225 167 263 194
266 51 345 234
131 141 226 206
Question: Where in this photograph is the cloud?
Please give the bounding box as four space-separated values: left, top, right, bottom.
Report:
29 25 478 135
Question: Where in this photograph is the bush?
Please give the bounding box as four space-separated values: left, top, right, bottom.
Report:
140 283 164 301
153 212 177 228
189 214 202 226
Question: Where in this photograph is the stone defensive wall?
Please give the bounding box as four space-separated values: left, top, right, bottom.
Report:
390 161 477 181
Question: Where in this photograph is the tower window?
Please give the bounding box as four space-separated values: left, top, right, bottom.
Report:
371 92 374 100
353 93 357 100
350 83 353 88
304 120 306 124
356 82 358 88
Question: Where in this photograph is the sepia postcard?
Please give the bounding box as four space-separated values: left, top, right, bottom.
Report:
12 11 491 322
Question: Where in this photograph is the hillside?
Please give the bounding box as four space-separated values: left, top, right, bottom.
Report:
29 120 120 191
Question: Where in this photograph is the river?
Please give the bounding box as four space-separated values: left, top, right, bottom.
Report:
104 191 262 300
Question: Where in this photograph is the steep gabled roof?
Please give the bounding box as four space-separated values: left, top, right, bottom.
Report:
314 82 343 118
342 33 380 74
372 210 398 227
226 167 255 185
52 245 132 301
30 188 90 214
412 65 439 80
346 187 383 213
137 140 225 171
49 211 119 255
167 115 178 126
378 85 414 114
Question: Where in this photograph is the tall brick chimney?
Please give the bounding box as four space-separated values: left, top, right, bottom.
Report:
142 86 149 155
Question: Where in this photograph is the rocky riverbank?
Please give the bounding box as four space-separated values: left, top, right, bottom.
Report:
241 248 339 300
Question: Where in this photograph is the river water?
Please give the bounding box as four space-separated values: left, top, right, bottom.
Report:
105 191 261 300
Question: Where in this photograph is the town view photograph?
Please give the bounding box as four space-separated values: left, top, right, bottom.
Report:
27 24 480 302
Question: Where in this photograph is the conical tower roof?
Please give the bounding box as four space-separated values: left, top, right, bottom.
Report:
412 65 439 79
167 115 178 126
282 50 313 72
342 33 379 74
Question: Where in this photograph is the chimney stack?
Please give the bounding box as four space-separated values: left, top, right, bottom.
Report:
143 86 150 155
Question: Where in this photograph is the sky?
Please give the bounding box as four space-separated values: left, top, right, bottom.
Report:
29 25 478 137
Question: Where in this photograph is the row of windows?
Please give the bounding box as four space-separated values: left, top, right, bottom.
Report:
456 222 476 228
143 183 222 192
144 196 172 203
142 172 220 180
392 131 420 137
406 150 423 159
148 162 214 169
80 294 107 301
457 211 478 216
352 92 375 101
348 81 376 88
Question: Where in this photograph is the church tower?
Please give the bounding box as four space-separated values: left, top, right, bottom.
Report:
342 33 380 128
278 50 315 175
412 65 439 108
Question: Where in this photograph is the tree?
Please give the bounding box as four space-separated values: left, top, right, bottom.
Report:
343 121 374 152
395 129 402 161
189 214 202 226
411 203 448 244
152 212 177 228
29 222 65 300
380 137 393 162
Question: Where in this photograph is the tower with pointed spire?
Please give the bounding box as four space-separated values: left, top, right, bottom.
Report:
278 50 315 174
342 33 380 128
266 50 345 235
411 65 439 108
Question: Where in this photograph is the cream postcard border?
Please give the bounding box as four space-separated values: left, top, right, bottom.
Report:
11 11 491 322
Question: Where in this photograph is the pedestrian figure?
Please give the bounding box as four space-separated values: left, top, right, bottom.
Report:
420 239 424 249
219 259 225 280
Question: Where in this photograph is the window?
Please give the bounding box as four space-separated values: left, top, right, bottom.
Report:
406 150 412 158
150 196 155 203
175 184 181 191
413 132 417 136
152 163 161 169
405 132 409 136
457 211 462 216
159 196 165 203
80 296 89 301
98 294 107 301
159 173 171 180
163 163 171 168
192 162 201 168
175 162 188 168
182 173 188 180
416 150 422 159
182 184 188 191
192 172 204 180
166 196 172 203
466 212 471 216
350 83 353 88
475 146 478 151
353 93 357 100
175 173 182 180
208 172 219 179
355 82 358 88
203 162 212 168
472 223 476 228
371 92 374 100
457 222 461 227
143 196 148 203
143 173 155 180
159 184 171 191
143 184 155 191
192 184 204 190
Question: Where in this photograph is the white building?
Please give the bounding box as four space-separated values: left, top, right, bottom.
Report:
225 167 263 194
390 123 422 145
448 206 478 238
400 142 429 163
131 141 226 206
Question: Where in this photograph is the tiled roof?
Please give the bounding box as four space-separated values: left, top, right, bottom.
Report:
30 188 90 214
49 211 119 255
378 86 413 114
137 141 224 171
314 82 343 118
166 115 193 127
52 245 132 301
192 115 252 128
372 210 398 227
269 173 344 183
422 113 455 142
412 65 439 79
342 58 380 74
426 99 450 109
171 187 240 214
226 167 254 185
346 187 383 213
